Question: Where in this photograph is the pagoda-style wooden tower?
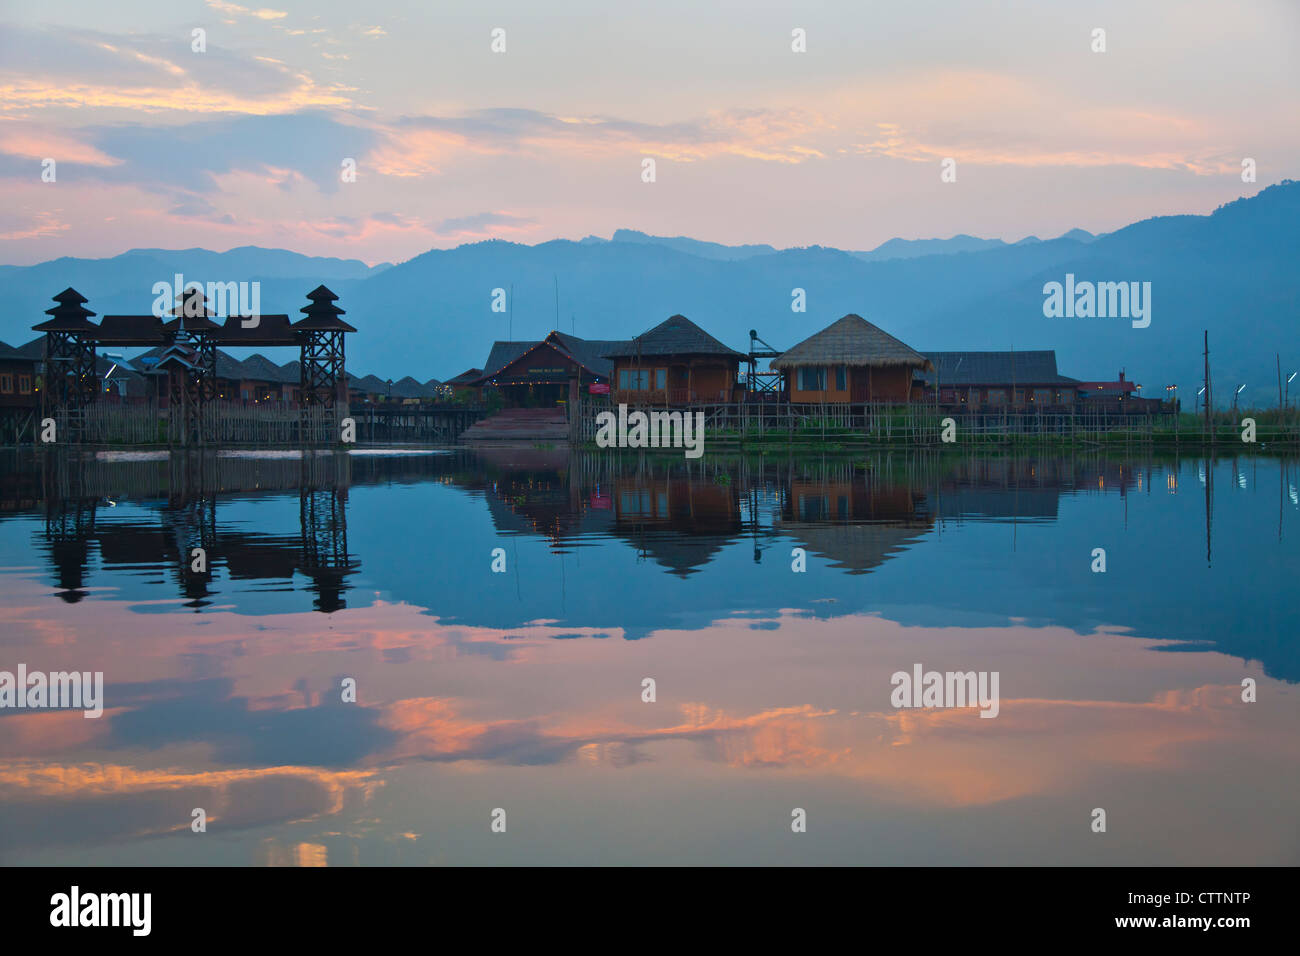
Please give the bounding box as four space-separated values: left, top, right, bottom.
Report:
33 288 100 438
294 285 355 443
159 287 222 445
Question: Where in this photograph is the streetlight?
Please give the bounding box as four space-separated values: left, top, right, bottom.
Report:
1196 385 1206 415
1287 371 1297 409
1233 383 1246 414
103 352 124 395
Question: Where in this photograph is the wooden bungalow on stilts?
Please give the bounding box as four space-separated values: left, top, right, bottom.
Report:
605 314 746 406
771 314 933 404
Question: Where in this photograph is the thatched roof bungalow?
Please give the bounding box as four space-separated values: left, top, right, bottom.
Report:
771 314 933 403
605 314 745 405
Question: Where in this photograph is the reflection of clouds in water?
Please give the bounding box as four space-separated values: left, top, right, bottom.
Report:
260 840 329 867
829 682 1297 807
0 542 1296 863
374 696 841 771
0 762 380 849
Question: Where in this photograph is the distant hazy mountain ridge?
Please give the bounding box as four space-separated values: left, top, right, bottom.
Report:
1 183 1294 407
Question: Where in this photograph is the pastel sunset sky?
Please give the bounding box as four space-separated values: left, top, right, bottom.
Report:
1 0 1296 265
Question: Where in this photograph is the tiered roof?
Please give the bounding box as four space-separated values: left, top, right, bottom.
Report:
32 288 98 333
294 285 356 332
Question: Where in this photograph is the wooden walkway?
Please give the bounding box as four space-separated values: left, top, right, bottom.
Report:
572 400 1300 446
1 402 488 448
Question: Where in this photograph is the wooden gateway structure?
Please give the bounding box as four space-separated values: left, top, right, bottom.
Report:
606 314 746 406
31 284 354 446
771 314 934 403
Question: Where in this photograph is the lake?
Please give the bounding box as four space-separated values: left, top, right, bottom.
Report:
0 446 1296 865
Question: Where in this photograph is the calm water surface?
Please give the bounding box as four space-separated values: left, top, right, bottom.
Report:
1 446 1297 865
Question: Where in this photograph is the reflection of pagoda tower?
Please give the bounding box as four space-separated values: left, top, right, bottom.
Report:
162 498 218 607
163 451 220 606
44 497 98 603
33 288 99 441
299 484 357 612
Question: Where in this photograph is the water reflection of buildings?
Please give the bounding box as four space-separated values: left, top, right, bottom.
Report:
11 448 1249 607
31 451 362 611
777 463 935 575
472 451 944 577
612 474 741 577
468 450 1193 578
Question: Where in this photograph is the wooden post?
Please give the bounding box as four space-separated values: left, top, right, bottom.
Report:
568 374 580 441
1204 330 1212 443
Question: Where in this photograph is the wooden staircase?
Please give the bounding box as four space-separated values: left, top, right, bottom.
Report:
460 407 570 442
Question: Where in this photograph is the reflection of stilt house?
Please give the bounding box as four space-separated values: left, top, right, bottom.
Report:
610 474 742 577
777 473 934 575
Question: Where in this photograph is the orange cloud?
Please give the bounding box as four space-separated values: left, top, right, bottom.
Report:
0 120 121 165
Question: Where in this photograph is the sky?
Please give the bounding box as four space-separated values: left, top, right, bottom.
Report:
0 0 1297 266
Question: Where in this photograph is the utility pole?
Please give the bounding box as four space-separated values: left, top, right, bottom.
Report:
1203 331 1212 443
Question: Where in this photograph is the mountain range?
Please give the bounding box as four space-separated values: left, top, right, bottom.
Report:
1 182 1295 407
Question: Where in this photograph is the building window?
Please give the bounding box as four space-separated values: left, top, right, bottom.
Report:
620 490 652 514
655 368 666 390
618 368 650 390
0 373 12 394
1033 389 1052 404
798 367 826 391
987 389 1006 405
798 494 829 521
18 375 31 395
835 365 847 391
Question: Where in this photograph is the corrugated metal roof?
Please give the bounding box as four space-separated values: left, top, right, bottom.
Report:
916 350 1071 386
480 333 630 381
445 368 484 386
548 331 629 377
481 341 537 377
